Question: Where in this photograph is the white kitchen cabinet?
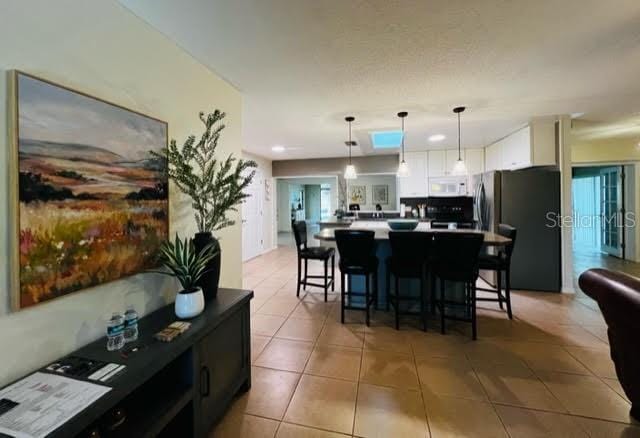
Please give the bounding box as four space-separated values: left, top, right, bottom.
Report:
488 119 556 171
485 142 502 172
397 151 427 197
501 126 531 169
428 150 446 177
465 148 485 176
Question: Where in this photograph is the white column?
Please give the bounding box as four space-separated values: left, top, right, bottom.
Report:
558 115 574 292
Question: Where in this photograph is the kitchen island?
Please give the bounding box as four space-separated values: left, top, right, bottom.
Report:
314 221 511 315
315 221 510 246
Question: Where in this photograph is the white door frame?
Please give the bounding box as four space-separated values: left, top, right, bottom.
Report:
242 168 264 261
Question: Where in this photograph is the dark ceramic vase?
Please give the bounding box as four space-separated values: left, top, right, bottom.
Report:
193 231 221 301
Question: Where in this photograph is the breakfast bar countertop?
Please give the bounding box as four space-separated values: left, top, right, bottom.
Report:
314 221 511 246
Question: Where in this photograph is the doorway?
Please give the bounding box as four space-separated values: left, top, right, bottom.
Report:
572 164 640 284
275 176 338 247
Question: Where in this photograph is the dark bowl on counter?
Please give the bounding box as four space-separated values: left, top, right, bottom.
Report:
387 219 419 231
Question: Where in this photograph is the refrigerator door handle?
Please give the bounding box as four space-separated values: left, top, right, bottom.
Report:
475 182 484 230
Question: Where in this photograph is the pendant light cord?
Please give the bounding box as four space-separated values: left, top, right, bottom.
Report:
348 119 352 164
457 111 461 160
401 116 405 162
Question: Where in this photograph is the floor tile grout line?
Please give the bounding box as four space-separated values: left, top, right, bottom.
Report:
351 325 366 438
409 332 434 438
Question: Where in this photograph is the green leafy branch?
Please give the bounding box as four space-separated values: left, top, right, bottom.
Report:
151 110 257 233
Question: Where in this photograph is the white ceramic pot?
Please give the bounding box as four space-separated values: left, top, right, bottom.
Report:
175 287 205 319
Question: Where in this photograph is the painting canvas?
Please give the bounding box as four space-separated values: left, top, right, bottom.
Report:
349 185 366 204
372 185 389 204
13 72 169 309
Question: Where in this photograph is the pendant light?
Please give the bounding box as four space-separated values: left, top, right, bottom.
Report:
344 116 357 180
397 111 410 177
452 106 467 175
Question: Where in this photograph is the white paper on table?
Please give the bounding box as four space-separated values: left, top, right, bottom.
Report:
0 372 111 438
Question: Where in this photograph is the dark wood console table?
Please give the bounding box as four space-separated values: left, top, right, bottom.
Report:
14 288 252 438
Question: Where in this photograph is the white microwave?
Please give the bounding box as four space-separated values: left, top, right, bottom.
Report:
428 176 468 197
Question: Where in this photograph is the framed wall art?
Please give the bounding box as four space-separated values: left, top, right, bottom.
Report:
372 185 389 204
349 185 366 204
11 71 169 310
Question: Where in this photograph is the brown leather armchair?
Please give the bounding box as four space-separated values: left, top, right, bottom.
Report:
579 268 640 420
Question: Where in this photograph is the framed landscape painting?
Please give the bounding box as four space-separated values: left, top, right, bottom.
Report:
11 71 169 310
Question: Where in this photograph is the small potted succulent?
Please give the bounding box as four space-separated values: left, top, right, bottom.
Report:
153 234 219 319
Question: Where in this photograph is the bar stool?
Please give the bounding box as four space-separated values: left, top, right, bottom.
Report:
476 224 517 319
335 229 377 326
386 231 433 331
431 232 484 340
292 220 335 302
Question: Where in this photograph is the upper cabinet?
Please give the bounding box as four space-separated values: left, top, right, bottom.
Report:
428 150 446 177
464 148 485 176
397 151 427 197
501 127 531 169
429 148 483 177
485 142 502 172
486 119 557 171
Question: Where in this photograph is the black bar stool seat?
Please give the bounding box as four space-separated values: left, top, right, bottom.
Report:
300 246 335 260
477 224 517 319
292 220 335 302
335 229 378 326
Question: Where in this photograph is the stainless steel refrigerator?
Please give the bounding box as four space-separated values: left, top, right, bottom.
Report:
471 169 561 292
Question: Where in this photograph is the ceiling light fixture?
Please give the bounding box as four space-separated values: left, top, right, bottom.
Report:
397 111 409 178
428 134 446 142
271 145 285 153
452 106 467 175
344 116 357 180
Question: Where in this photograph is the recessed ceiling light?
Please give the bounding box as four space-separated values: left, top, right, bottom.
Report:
271 145 285 153
428 134 446 142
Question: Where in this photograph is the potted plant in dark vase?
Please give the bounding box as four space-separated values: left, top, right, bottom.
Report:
153 234 219 318
152 110 256 300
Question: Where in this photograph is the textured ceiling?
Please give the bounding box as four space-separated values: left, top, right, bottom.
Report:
120 0 640 159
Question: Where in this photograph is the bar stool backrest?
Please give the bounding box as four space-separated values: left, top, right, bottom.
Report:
388 231 433 271
335 229 375 270
431 232 484 282
292 220 307 252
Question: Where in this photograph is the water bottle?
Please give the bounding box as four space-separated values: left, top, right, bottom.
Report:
123 306 139 343
107 313 125 351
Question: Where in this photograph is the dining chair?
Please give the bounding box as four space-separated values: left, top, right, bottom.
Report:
334 229 377 326
476 224 517 319
387 231 433 331
431 232 484 340
292 220 335 301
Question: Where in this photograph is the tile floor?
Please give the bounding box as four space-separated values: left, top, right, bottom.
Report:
211 246 640 437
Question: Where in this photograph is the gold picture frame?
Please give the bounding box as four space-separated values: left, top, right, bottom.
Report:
9 70 169 311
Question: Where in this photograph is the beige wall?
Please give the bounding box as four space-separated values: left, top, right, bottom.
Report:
572 137 640 163
0 0 242 386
